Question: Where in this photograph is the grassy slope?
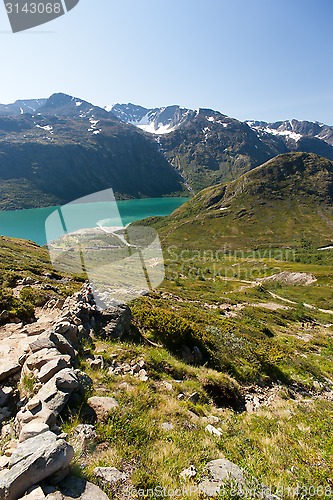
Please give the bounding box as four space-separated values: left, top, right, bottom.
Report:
150 152 333 250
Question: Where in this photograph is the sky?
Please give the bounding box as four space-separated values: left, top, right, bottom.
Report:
0 0 332 124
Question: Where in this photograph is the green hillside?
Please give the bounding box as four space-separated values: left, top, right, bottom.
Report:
150 152 333 250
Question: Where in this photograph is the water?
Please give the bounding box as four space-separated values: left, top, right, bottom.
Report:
0 197 189 246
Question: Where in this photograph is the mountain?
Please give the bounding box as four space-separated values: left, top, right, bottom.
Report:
0 99 47 116
149 152 333 250
111 103 333 192
0 93 185 210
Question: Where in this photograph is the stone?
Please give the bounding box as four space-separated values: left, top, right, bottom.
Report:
0 432 74 500
0 456 9 470
21 486 46 499
138 369 148 382
28 337 56 354
0 386 13 407
162 381 173 391
177 393 186 401
19 421 49 442
0 360 20 381
45 475 109 499
205 424 222 437
38 356 71 384
161 422 174 431
179 465 197 479
26 398 41 411
93 466 127 484
94 305 132 339
25 349 62 372
188 392 200 404
50 333 77 359
87 396 119 420
199 459 245 496
88 358 103 370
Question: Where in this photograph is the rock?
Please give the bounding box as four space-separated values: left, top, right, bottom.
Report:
38 356 71 384
0 360 21 381
94 305 131 339
19 421 49 442
88 358 103 370
0 386 13 407
45 475 109 499
74 370 93 394
25 348 62 372
0 455 9 470
202 415 220 425
138 369 148 382
205 424 222 437
0 431 74 500
177 393 186 401
161 422 174 431
162 381 173 391
28 337 56 353
87 396 119 420
179 465 197 479
199 458 245 496
50 333 77 359
26 398 41 411
20 486 46 499
94 466 127 484
188 392 200 404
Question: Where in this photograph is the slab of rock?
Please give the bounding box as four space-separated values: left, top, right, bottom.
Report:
0 431 74 500
38 356 71 384
19 421 49 442
94 466 127 484
87 396 119 420
0 360 20 381
25 348 62 372
45 475 109 499
22 486 46 499
205 424 222 437
199 458 245 496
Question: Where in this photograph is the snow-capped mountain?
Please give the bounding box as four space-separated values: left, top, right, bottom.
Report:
246 119 333 147
0 99 47 116
110 103 195 134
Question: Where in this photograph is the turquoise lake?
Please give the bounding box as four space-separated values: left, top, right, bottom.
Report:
0 197 189 246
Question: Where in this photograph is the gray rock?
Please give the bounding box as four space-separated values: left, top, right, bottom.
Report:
45 475 109 499
95 305 131 339
0 360 21 381
199 458 245 496
94 466 127 484
20 485 46 499
161 422 174 431
38 356 71 384
50 333 77 359
205 424 222 437
19 421 49 442
28 337 56 354
0 431 74 500
179 465 196 479
88 396 119 420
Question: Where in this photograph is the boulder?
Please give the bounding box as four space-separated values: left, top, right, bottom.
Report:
0 387 13 407
20 486 46 499
199 458 245 496
205 424 222 437
50 333 77 359
87 396 119 420
0 432 73 500
93 467 127 484
94 305 131 339
44 475 109 499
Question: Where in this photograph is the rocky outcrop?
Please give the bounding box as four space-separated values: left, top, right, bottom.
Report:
0 283 129 498
0 432 73 500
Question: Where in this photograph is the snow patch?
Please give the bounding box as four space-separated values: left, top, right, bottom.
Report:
75 101 82 107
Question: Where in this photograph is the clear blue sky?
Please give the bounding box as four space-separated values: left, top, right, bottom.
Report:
0 0 332 124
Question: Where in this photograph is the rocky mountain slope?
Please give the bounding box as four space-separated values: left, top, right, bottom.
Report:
149 152 333 249
0 94 185 210
112 103 333 192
